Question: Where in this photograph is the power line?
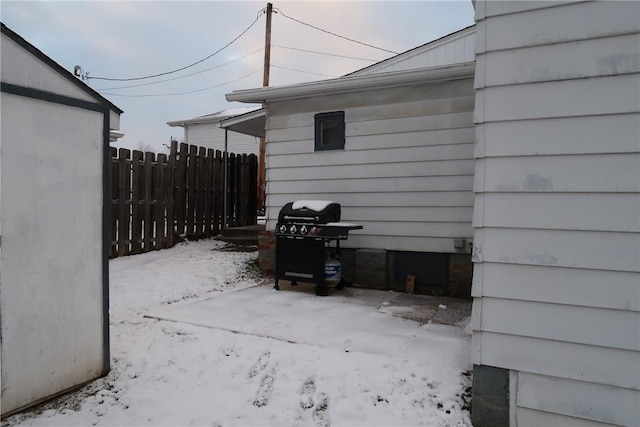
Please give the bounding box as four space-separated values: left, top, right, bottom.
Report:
88 10 264 82
274 8 398 55
95 47 265 91
271 64 337 78
272 44 378 62
98 68 262 97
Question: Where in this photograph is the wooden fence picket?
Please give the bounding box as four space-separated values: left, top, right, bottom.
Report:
166 141 177 248
130 150 142 254
110 147 118 257
117 148 130 257
143 151 154 252
175 142 187 236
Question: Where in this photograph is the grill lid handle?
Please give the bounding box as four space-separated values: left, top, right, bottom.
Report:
283 215 320 222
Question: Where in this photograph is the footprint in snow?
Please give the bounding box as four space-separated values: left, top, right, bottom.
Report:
312 393 331 427
300 377 316 409
252 366 278 407
248 350 271 379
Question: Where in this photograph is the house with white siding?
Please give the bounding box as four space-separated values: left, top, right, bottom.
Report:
167 106 261 154
1 22 122 416
226 6 639 423
226 25 477 295
470 1 639 426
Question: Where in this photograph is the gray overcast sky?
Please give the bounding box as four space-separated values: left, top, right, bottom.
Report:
1 1 475 152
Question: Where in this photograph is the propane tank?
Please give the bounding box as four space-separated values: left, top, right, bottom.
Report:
324 258 342 287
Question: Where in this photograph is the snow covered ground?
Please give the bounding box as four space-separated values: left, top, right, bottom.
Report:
4 239 473 427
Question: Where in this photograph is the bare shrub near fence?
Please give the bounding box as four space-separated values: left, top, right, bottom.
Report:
110 141 257 258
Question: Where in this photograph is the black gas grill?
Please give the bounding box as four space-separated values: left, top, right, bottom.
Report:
274 201 362 296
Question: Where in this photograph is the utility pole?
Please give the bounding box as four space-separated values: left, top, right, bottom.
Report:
257 2 272 214
263 2 272 88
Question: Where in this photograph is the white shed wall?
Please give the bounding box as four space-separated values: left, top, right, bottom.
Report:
265 78 475 252
185 122 258 155
0 94 105 414
472 1 640 426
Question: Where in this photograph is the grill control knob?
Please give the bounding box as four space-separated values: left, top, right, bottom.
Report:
290 225 297 234
279 224 287 233
310 227 319 236
301 225 308 234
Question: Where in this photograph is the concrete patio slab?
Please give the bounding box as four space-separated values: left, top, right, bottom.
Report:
146 284 471 362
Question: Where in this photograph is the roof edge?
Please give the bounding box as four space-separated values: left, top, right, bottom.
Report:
1 22 123 114
345 24 476 78
166 113 246 127
219 108 266 129
226 62 475 104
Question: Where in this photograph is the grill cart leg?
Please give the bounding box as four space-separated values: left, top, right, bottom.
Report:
315 283 329 296
333 239 345 290
315 241 329 296
274 279 279 291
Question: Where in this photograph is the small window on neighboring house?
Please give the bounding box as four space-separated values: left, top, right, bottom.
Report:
314 111 345 151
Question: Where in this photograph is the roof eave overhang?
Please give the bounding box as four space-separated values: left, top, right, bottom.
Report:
226 62 475 104
167 116 223 127
219 108 266 138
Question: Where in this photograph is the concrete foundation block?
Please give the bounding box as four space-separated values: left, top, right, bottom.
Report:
355 249 387 289
257 231 276 274
472 364 510 427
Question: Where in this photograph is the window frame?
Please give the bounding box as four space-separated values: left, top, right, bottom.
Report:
314 111 345 151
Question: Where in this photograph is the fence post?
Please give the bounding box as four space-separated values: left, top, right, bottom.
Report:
250 154 258 225
213 150 223 233
155 153 167 249
186 145 197 238
130 150 143 254
203 149 214 237
195 147 205 238
167 141 177 247
110 148 118 258
117 148 131 257
175 143 187 238
143 151 154 252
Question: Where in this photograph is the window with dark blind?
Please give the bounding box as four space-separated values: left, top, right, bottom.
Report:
314 111 345 151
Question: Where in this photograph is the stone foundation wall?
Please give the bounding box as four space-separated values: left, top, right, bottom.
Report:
257 231 472 297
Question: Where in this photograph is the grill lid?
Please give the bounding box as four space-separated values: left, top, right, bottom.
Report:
278 200 341 224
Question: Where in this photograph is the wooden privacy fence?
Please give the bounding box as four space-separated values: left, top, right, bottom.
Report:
110 141 258 258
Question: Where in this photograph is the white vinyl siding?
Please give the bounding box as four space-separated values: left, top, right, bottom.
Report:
472 1 640 426
185 123 258 155
265 78 475 252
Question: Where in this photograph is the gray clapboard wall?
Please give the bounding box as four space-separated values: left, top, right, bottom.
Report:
185 123 258 155
265 78 475 252
471 1 640 426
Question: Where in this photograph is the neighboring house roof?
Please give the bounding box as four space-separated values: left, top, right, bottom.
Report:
167 106 262 128
1 22 123 116
345 25 476 77
227 63 475 104
225 25 476 104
